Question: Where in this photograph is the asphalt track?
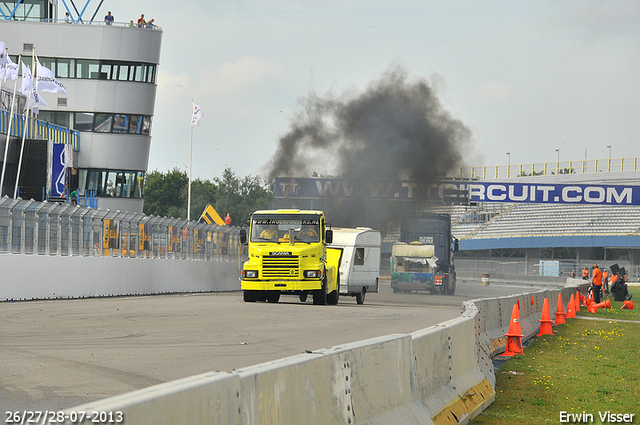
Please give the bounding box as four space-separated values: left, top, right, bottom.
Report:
1 280 544 413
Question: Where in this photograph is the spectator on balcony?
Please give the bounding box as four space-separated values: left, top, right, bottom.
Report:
146 19 156 29
104 11 114 25
137 14 146 28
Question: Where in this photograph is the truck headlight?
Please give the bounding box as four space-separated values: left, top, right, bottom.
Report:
304 270 319 278
243 270 258 278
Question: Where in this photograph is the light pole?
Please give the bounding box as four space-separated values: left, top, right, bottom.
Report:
555 148 560 174
506 151 510 177
607 144 612 171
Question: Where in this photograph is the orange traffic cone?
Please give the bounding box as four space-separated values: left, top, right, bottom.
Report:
531 296 535 305
554 293 566 326
566 294 576 319
574 291 581 313
587 291 594 306
591 299 611 309
538 298 554 336
500 304 524 356
621 300 634 310
580 292 588 307
588 303 598 313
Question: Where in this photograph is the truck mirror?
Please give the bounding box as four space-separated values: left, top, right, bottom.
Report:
240 229 247 245
453 238 459 252
325 229 333 244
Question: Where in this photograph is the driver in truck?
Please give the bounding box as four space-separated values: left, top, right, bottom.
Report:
260 223 278 240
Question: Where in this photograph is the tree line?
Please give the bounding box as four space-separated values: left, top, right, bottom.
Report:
142 167 273 226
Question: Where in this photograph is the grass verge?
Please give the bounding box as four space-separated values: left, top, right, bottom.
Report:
472 286 639 424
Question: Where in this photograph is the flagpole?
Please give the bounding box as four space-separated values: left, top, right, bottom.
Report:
14 48 35 198
0 53 22 198
187 116 193 221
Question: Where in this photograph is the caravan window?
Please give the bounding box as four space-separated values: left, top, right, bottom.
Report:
354 248 365 265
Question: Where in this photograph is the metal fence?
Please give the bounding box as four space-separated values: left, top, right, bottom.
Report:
0 197 241 261
456 258 638 280
459 157 640 180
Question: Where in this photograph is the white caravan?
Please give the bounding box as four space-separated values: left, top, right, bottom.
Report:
328 228 381 304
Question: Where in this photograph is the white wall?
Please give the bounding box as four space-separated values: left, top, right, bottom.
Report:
0 254 239 301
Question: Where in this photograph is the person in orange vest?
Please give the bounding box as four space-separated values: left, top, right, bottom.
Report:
602 268 609 294
591 264 603 304
582 266 589 280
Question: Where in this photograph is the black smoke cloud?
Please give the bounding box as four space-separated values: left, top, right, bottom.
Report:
266 66 474 185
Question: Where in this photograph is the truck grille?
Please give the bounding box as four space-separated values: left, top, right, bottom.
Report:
262 255 300 278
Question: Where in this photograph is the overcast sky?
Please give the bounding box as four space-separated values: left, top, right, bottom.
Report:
68 0 640 181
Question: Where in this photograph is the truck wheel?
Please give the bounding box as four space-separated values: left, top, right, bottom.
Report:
355 288 366 305
326 289 339 305
266 291 280 303
243 290 257 302
313 277 327 305
446 279 456 295
299 292 308 302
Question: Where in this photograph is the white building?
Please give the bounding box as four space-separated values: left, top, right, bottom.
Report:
2 0 162 213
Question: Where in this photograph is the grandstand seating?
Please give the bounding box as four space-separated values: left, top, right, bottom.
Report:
452 203 640 239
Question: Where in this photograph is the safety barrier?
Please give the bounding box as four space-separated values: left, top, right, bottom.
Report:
1 254 240 300
0 197 240 261
61 281 582 425
0 197 243 301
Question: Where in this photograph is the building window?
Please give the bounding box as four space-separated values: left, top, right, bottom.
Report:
78 169 145 198
56 58 74 78
113 114 129 133
40 111 152 134
10 56 158 84
74 112 94 131
94 113 113 132
142 116 151 135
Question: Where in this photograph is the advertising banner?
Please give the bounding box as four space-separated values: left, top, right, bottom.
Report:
274 177 640 206
274 177 467 202
50 143 72 197
467 182 640 206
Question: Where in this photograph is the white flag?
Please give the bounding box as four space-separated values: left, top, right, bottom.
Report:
21 62 47 113
191 102 204 126
36 56 68 95
3 52 19 81
20 62 33 95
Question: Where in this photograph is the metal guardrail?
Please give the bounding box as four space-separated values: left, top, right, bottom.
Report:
0 197 240 261
460 157 640 180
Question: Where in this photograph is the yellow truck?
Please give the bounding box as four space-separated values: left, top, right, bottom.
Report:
239 209 340 305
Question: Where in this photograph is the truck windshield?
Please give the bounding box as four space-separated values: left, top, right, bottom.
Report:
251 218 321 243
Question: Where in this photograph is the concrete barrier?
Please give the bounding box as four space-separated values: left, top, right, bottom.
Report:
1 254 240 301
62 282 581 425
62 371 241 425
